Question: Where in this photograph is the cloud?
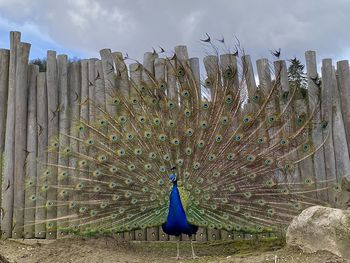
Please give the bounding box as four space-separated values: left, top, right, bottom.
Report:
0 0 349 64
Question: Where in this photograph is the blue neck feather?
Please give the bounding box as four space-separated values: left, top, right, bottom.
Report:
161 180 198 236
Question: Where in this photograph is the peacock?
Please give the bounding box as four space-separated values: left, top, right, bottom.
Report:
30 44 330 260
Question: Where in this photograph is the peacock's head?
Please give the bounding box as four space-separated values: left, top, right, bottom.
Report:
169 166 177 183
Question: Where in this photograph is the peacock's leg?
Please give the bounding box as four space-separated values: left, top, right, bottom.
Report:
176 235 180 260
190 235 198 259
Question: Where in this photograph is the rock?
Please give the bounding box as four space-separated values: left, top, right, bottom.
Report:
336 175 350 209
286 205 350 259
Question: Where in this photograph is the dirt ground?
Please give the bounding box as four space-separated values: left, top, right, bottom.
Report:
0 236 348 263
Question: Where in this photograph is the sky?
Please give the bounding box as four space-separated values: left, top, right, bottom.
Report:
0 0 349 67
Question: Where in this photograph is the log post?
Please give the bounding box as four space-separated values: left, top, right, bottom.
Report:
46 50 59 239
35 72 48 238
12 42 31 238
23 64 39 238
321 59 337 204
0 48 10 237
1 31 20 238
336 60 350 155
57 55 69 237
305 51 327 201
67 62 81 230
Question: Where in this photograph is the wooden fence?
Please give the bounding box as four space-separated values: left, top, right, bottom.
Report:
0 31 350 240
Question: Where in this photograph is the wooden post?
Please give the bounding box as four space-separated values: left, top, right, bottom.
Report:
46 50 59 239
242 55 257 97
336 60 350 155
88 58 98 123
321 59 337 204
35 72 48 238
1 31 20 238
67 62 81 229
57 55 69 237
100 49 116 116
23 64 39 238
333 62 350 185
220 54 239 96
0 49 10 236
12 42 31 238
94 60 106 112
305 51 327 201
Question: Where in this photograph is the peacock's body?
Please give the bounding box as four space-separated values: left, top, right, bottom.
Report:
32 46 329 258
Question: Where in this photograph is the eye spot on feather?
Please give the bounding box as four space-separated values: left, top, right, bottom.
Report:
208 154 216 161
176 159 184 166
124 191 132 198
177 66 185 77
148 152 157 159
93 185 102 192
279 138 288 146
304 178 314 186
85 138 95 145
167 101 176 110
256 137 266 144
185 147 192 155
134 148 142 155
112 97 120 106
158 134 167 142
264 158 273 166
229 185 236 192
98 119 107 127
117 148 126 157
200 121 208 129
159 166 166 173
248 173 256 179
112 194 120 201
243 192 252 199
233 205 240 212
302 143 311 152
144 131 152 139
158 82 167 90
246 155 255 162
78 160 87 167
118 116 127 124
185 128 194 137
109 182 117 189
98 155 107 162
229 170 238 176
257 199 266 206
171 138 180 145
213 171 220 177
223 68 234 80
202 102 210 110
181 90 190 98
130 97 139 105
109 166 118 173
205 78 212 87
266 179 276 187
234 134 242 142
167 119 176 127
138 116 146 123
221 116 229 125
215 135 222 143
267 208 275 216
193 162 201 170
144 163 152 171
128 164 136 171
225 94 233 104
184 109 191 117
296 113 306 126
197 140 205 148
153 118 161 126
243 115 252 124
93 169 101 177
196 177 204 184
333 184 342 193
76 183 84 190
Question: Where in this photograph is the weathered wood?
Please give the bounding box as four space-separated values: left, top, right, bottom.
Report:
100 49 116 116
1 31 20 238
46 50 59 239
112 52 129 97
67 62 81 229
12 42 31 238
166 59 178 102
23 64 39 238
305 50 327 201
333 64 350 185
0 48 10 236
321 59 337 204
220 54 239 95
336 60 350 155
88 58 98 123
203 55 219 100
35 72 48 238
94 60 106 113
242 55 257 97
57 55 69 237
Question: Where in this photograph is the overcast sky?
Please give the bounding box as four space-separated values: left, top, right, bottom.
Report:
0 0 349 66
